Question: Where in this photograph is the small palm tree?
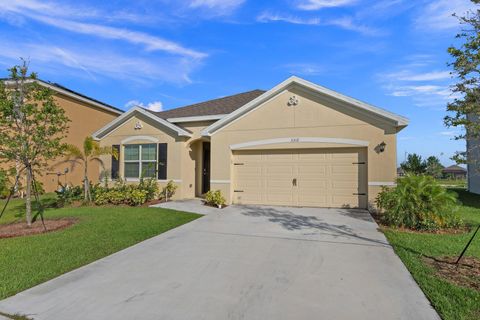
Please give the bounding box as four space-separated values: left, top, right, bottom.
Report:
65 137 118 202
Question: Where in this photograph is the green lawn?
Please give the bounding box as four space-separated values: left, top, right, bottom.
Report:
436 178 467 188
0 194 201 300
383 188 480 320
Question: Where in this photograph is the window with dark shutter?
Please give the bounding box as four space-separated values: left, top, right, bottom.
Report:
158 143 167 180
111 145 120 179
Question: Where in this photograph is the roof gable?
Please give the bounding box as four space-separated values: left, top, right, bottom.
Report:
92 107 192 140
201 76 409 136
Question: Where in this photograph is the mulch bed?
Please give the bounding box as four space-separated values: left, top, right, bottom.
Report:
144 199 165 206
0 218 78 239
424 256 480 291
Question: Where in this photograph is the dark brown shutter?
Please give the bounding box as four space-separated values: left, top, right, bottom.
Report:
158 143 167 180
111 145 120 179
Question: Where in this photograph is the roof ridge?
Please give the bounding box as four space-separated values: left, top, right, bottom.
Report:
153 89 266 119
155 89 265 115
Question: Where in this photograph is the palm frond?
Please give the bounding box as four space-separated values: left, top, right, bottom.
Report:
83 136 95 157
64 144 84 161
90 156 106 170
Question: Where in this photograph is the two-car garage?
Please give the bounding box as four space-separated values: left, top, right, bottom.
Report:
232 147 368 208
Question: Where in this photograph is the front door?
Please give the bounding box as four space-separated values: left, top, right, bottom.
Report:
202 142 211 194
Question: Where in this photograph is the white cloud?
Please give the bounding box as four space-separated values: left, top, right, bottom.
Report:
296 0 357 10
32 15 206 59
378 55 459 109
257 12 320 25
125 100 163 112
0 0 99 20
395 71 451 82
188 0 245 15
389 85 452 97
283 63 324 75
416 0 476 30
0 0 206 59
257 12 380 35
439 130 459 136
0 39 198 84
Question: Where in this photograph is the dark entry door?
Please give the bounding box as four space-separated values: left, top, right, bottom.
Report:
202 142 211 194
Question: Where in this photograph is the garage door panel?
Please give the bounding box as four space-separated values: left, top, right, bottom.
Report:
297 165 327 178
235 166 262 176
234 152 263 162
265 153 296 162
265 165 294 176
297 152 327 161
233 148 366 208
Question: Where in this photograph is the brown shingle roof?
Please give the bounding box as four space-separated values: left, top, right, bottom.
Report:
151 89 265 119
442 165 467 173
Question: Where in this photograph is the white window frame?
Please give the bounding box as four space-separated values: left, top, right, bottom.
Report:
123 143 158 179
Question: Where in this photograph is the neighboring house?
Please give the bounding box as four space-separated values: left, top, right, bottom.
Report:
93 76 408 209
1 79 123 192
397 167 405 177
442 165 467 180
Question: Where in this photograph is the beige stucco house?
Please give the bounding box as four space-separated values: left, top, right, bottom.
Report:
1 79 122 192
93 76 408 209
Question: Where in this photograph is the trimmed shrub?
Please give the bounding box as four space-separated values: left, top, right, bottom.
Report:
204 190 226 208
162 180 178 201
125 189 148 206
376 174 462 230
139 177 159 202
92 179 156 206
55 185 83 206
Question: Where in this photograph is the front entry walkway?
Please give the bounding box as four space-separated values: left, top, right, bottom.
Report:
0 203 439 319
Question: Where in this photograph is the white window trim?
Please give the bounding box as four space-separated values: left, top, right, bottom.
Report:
121 135 159 144
210 180 231 184
124 144 158 179
124 178 182 183
368 181 396 186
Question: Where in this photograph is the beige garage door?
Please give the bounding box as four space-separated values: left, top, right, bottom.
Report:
232 148 367 208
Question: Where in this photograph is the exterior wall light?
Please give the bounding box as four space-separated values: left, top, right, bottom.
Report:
377 141 386 153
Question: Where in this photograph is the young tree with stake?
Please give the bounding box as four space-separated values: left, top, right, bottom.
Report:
0 61 70 226
444 0 480 264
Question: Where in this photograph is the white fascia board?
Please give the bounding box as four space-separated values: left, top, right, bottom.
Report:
92 106 192 140
201 76 409 136
167 114 227 123
4 79 123 116
292 77 409 126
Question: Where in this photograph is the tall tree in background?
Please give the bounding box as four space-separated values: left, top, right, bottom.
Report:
0 61 70 226
425 156 444 178
401 153 427 175
445 1 480 164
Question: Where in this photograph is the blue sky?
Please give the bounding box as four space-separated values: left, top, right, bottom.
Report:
0 0 476 165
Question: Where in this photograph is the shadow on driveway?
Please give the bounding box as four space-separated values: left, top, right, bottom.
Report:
239 206 389 247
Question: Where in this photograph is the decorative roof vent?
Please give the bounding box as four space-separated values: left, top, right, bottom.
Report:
287 95 299 106
134 120 143 130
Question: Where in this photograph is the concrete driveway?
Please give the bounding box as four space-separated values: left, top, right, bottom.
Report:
0 202 439 320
